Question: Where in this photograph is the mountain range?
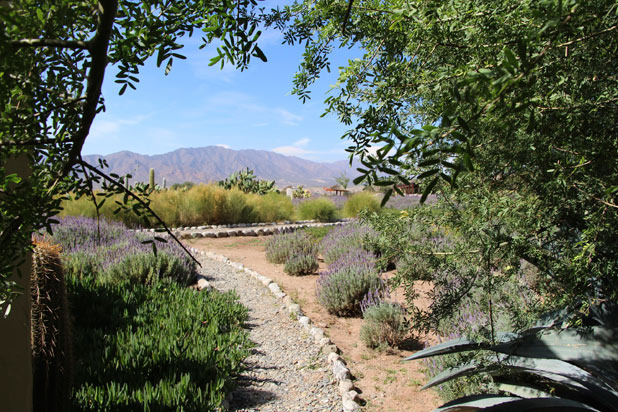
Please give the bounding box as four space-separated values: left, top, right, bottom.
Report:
83 146 360 187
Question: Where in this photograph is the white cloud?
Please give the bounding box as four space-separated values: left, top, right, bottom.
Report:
274 108 303 126
216 144 231 149
272 138 314 156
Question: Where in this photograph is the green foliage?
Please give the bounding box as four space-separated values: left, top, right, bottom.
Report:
218 168 277 195
61 184 295 227
0 0 268 312
342 192 380 217
300 226 334 242
406 304 618 411
265 231 317 265
292 185 311 199
335 173 349 189
69 277 250 411
149 168 155 190
284 253 319 276
246 192 294 223
297 197 338 222
316 248 382 317
270 0 618 326
101 251 194 286
360 302 408 350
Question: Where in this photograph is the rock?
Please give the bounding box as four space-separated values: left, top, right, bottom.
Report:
298 316 311 327
216 231 229 238
191 232 203 238
323 344 338 355
332 360 350 381
343 390 360 403
342 398 360 412
197 278 210 291
288 303 302 316
259 276 272 286
204 232 216 238
310 327 325 342
327 352 340 364
339 380 354 395
318 337 331 346
243 229 257 236
227 231 237 237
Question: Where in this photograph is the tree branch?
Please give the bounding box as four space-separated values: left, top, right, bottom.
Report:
10 38 91 50
78 160 202 268
62 0 118 179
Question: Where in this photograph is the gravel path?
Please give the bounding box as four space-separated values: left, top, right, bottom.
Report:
198 256 342 412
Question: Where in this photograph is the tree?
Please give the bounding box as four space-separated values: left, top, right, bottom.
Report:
335 172 349 189
268 0 618 324
0 0 267 314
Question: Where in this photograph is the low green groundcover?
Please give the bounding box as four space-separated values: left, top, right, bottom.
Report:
69 276 250 411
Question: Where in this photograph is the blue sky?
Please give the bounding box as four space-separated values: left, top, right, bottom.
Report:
83 9 361 163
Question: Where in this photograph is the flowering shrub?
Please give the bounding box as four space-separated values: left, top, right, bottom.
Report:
47 216 195 285
265 231 317 264
284 253 319 276
360 302 408 350
316 248 383 316
319 222 378 264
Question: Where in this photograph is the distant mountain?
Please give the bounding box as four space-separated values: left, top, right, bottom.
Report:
83 146 361 187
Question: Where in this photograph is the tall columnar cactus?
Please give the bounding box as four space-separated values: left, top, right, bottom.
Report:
149 168 155 190
162 177 166 189
31 239 73 412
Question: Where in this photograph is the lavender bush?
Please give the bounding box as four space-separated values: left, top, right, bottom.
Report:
265 231 317 264
319 222 378 264
316 248 383 316
360 302 408 350
284 253 319 276
45 216 195 285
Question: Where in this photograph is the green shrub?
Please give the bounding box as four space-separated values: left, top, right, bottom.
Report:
301 225 334 242
296 198 338 222
69 277 250 411
102 251 195 286
316 249 383 316
342 192 380 217
360 302 408 350
265 231 318 264
248 192 294 222
284 253 319 276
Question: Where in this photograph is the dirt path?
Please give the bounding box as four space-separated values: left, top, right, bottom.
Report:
189 237 440 412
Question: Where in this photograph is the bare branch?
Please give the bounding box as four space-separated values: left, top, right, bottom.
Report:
62 0 118 178
10 38 91 50
78 160 202 268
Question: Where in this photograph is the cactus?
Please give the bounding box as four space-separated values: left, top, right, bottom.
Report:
125 173 131 188
162 177 166 189
31 239 73 412
149 168 155 190
217 168 277 194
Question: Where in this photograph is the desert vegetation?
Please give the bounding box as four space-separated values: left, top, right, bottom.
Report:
34 217 251 410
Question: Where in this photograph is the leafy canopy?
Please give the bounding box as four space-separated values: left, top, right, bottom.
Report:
268 0 618 321
0 0 267 314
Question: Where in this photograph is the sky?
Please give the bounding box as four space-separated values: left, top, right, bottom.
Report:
82 5 362 163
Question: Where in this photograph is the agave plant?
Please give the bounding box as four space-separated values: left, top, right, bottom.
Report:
406 303 618 411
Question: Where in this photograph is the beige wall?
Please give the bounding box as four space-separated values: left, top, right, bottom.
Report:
0 155 33 412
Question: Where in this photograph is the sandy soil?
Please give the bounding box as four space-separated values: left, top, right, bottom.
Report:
189 236 440 412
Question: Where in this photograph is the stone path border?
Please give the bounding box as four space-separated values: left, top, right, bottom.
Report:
189 247 363 412
136 219 354 240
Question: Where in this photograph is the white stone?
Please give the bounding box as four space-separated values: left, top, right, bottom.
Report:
342 398 360 412
343 390 360 403
310 327 325 341
288 303 301 316
332 360 350 381
196 278 210 291
298 316 311 327
327 352 340 364
318 337 331 346
339 379 354 395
